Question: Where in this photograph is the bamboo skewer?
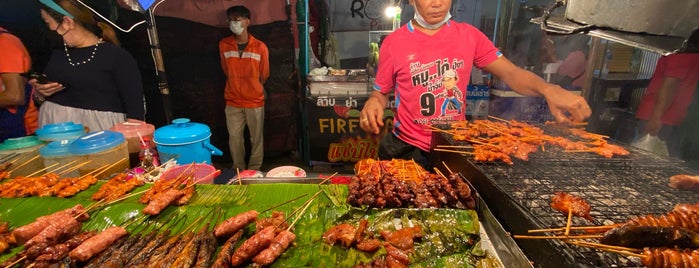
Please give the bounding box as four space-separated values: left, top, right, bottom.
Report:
566 240 644 258
47 159 78 174
433 148 475 155
6 154 40 173
564 209 573 236
567 240 642 254
59 160 92 177
513 234 603 240
25 162 60 177
528 224 620 234
318 172 339 185
260 194 308 214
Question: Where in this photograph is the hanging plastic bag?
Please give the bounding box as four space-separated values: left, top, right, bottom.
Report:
631 134 669 157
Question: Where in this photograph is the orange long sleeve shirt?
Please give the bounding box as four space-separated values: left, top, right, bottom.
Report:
219 34 269 108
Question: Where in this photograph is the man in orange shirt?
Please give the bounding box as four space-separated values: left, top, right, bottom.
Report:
0 26 34 141
219 6 270 171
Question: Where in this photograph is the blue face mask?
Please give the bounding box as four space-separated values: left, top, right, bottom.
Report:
414 10 451 29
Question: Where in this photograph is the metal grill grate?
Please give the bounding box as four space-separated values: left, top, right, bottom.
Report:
436 125 699 267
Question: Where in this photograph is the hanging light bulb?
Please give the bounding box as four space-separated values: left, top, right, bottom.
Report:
385 5 402 31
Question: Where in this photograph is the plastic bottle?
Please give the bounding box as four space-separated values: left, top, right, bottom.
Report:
138 137 160 170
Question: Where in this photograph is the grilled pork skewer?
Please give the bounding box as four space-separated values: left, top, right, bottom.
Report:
142 188 185 215
550 192 594 221
669 174 699 191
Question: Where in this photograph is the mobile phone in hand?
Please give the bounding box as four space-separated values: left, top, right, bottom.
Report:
29 72 50 84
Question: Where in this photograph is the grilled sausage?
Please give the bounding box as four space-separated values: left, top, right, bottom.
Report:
69 226 128 262
230 226 276 266
252 230 296 265
214 210 259 238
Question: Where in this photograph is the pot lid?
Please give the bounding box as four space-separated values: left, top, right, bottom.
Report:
154 118 212 145
35 122 85 141
69 130 125 155
109 119 155 138
40 139 75 157
0 136 43 151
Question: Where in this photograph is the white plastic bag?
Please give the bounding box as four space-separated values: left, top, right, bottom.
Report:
631 134 669 157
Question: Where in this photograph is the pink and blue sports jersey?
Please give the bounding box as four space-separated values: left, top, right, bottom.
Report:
373 20 501 151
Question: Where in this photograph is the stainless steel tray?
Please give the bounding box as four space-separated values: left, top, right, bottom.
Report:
237 176 533 267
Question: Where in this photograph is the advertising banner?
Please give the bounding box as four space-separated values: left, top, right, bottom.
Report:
305 94 395 163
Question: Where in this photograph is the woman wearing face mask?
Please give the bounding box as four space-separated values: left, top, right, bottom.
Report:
219 5 270 171
31 0 145 132
359 0 592 169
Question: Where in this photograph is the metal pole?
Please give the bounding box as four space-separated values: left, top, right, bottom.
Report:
146 9 173 123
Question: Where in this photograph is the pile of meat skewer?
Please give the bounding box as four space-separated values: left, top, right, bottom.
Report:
436 119 629 164
0 173 98 198
323 218 423 268
348 159 476 209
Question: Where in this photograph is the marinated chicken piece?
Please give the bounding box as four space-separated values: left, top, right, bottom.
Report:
550 192 594 221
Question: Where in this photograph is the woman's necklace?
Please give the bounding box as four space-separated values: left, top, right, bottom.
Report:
64 38 102 66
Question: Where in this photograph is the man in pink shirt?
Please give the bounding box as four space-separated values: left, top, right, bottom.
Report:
359 0 591 168
635 53 699 157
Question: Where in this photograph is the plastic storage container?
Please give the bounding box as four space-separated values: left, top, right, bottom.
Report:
69 130 129 179
109 119 155 167
39 139 80 178
0 136 45 177
154 118 223 164
35 122 86 142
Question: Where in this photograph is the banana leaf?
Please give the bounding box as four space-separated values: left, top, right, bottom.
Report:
0 182 497 267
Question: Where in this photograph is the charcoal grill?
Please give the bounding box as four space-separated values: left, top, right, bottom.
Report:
431 125 699 268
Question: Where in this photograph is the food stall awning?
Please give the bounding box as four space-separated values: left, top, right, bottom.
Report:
531 15 693 56
529 0 699 56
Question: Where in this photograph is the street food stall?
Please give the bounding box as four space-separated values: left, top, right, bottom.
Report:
2 0 699 267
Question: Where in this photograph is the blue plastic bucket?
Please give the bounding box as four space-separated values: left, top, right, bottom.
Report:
153 118 222 164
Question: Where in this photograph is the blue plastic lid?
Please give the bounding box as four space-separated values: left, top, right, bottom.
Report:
154 118 212 145
35 122 85 141
39 139 75 157
69 130 125 155
0 136 43 151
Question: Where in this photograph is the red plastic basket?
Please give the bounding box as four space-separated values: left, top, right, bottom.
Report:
160 163 218 184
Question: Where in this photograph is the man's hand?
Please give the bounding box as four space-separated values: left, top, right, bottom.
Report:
359 91 388 134
541 85 591 123
644 118 663 136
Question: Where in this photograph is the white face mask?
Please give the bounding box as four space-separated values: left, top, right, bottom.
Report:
229 20 244 35
414 10 451 29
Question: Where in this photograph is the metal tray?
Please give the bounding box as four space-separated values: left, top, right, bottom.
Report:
237 176 533 267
